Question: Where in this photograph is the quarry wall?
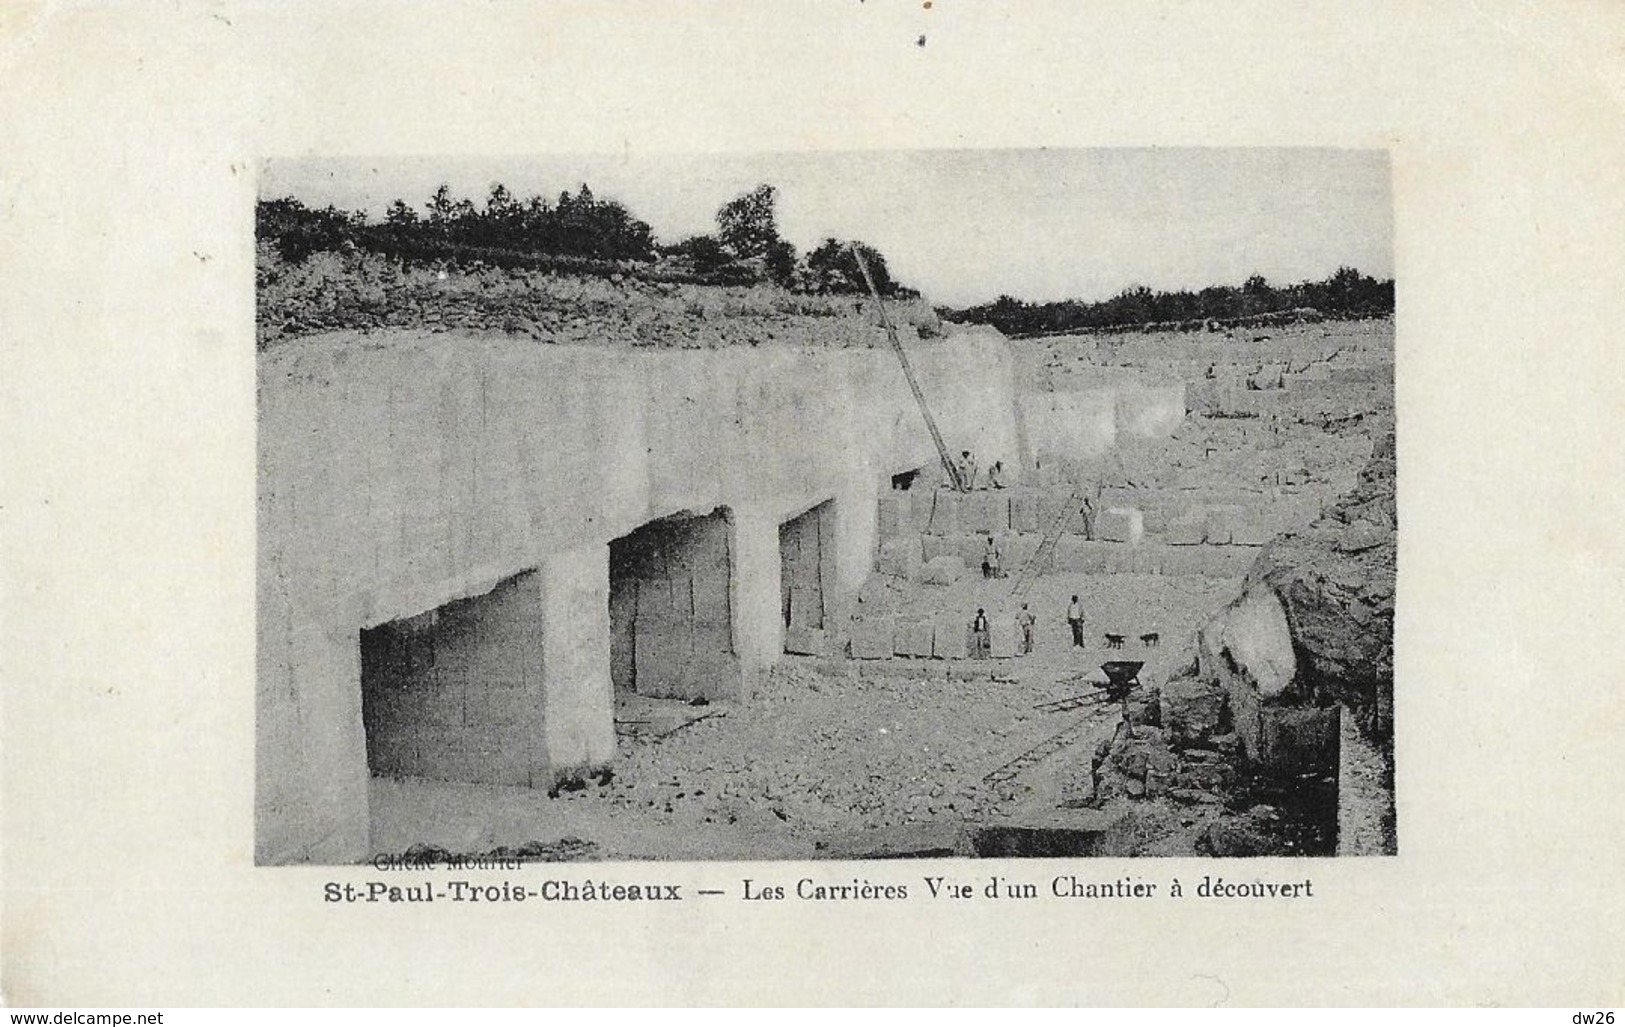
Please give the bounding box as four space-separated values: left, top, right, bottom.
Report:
358 573 544 786
1020 384 1188 461
257 324 1020 864
611 512 737 701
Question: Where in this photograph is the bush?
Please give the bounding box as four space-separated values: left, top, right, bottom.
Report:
940 268 1394 338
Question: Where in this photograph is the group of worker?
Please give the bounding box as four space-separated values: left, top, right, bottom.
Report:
949 452 1111 658
953 450 1007 491
965 594 1091 658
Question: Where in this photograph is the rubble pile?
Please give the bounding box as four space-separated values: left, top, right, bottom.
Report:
554 662 1077 843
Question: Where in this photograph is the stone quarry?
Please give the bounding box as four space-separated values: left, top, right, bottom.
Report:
257 277 1395 864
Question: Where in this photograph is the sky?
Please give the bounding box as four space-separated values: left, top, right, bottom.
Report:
261 149 1392 309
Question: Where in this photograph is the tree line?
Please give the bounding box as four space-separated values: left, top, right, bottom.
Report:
939 269 1394 337
256 181 910 295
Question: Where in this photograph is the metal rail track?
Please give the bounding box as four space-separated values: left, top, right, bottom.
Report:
1032 689 1113 713
982 715 1104 786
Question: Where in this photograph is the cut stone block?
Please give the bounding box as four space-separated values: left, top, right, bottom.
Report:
876 493 911 537
920 555 966 585
877 537 921 579
1156 545 1207 577
1267 493 1321 532
927 491 959 534
932 614 970 659
920 534 957 563
1052 537 1109 573
680 649 745 698
996 532 1041 577
907 490 938 533
1097 507 1144 544
894 618 934 658
1162 513 1206 546
850 617 895 659
1204 505 1245 545
691 577 730 624
1115 383 1186 438
783 626 827 657
962 492 1010 533
958 534 991 566
1231 511 1273 546
988 616 1018 658
1039 493 1086 535
1099 486 1138 509
788 585 823 629
1009 492 1041 533
634 616 693 697
1104 544 1137 574
1212 546 1256 577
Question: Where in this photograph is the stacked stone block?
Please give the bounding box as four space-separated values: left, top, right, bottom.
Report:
871 477 1330 584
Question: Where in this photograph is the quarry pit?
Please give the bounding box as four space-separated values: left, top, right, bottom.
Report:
258 286 1395 865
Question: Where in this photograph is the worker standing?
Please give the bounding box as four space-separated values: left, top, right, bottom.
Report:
1017 603 1037 655
1066 594 1085 648
958 450 978 491
972 608 990 659
982 534 1002 579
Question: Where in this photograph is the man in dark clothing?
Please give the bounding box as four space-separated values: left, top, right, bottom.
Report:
971 608 990 659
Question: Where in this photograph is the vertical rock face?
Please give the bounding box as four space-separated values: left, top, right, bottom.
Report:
1245 430 1396 740
1178 429 1393 774
1199 428 1394 853
1120 430 1395 852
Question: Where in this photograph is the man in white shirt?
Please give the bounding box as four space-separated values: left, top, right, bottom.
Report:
957 450 977 491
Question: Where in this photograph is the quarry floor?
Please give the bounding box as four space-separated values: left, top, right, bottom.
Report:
368 570 1242 862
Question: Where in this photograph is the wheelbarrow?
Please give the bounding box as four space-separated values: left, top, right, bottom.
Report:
1099 660 1144 701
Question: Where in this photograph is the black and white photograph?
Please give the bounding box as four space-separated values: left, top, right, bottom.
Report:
8 0 1625 1010
255 149 1395 866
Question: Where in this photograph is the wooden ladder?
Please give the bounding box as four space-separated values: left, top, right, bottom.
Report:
1007 483 1084 602
851 244 967 493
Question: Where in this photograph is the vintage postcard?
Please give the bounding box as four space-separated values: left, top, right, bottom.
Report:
3 0 1622 1009
253 148 1394 873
